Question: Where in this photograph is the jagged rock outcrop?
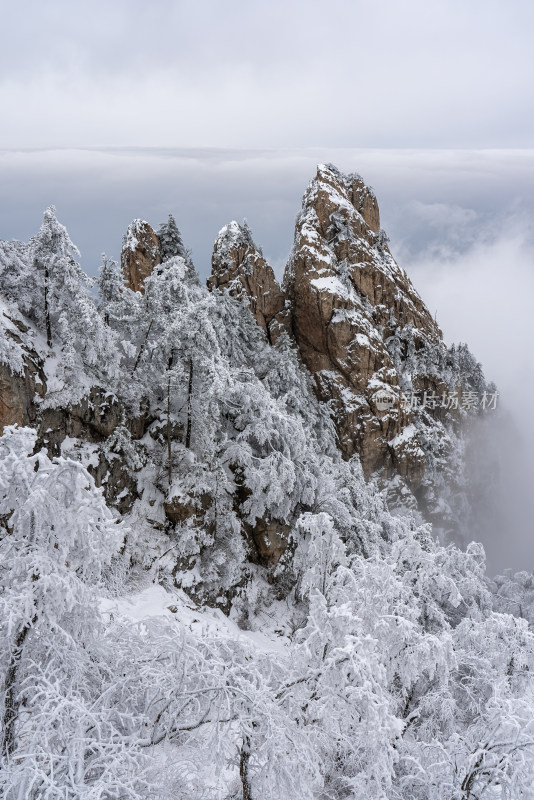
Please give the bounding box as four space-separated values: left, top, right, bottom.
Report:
247 518 290 569
0 311 46 434
282 163 445 480
38 389 150 513
0 358 44 432
351 174 381 233
39 387 123 453
206 166 446 485
164 491 212 526
208 221 289 344
121 219 161 293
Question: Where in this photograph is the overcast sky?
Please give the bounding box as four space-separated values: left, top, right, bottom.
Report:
1 0 533 149
1 1 533 572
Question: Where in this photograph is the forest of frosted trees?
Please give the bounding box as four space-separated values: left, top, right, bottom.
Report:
1 207 534 799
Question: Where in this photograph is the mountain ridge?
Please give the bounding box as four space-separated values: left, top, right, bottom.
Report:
0 164 493 593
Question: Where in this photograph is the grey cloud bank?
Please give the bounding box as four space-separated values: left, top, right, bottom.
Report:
2 146 534 277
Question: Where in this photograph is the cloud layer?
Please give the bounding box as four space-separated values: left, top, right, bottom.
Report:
2 146 534 274
405 224 534 574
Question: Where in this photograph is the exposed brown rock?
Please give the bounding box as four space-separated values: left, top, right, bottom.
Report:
36 387 145 512
351 175 380 233
283 164 442 481
204 169 447 487
388 423 427 488
163 491 212 525
121 220 161 293
87 448 139 515
163 497 196 524
38 387 123 454
248 517 290 568
208 221 289 344
0 363 34 431
0 326 46 435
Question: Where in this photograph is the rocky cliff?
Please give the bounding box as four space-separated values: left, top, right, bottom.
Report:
208 165 475 521
282 164 442 480
121 219 161 293
208 221 289 345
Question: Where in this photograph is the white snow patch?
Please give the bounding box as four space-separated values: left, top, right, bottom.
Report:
310 275 351 299
100 584 289 656
389 423 417 448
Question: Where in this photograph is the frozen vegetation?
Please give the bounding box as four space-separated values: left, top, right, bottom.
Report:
0 198 533 799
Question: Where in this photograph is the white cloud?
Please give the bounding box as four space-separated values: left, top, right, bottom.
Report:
405 229 534 573
410 202 479 229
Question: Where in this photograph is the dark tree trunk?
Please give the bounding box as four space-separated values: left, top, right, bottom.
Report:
2 622 32 759
185 358 193 449
131 319 153 376
166 353 174 487
239 735 253 800
44 265 52 348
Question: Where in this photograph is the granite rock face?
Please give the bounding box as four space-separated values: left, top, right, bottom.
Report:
207 165 445 485
121 220 162 293
38 387 124 454
0 313 46 434
247 517 290 569
283 164 443 480
209 221 289 344
0 358 45 433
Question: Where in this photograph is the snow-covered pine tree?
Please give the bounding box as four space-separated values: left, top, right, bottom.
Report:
157 214 187 262
0 427 122 760
287 512 401 797
29 206 87 348
10 208 122 397
157 214 199 284
96 254 125 326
